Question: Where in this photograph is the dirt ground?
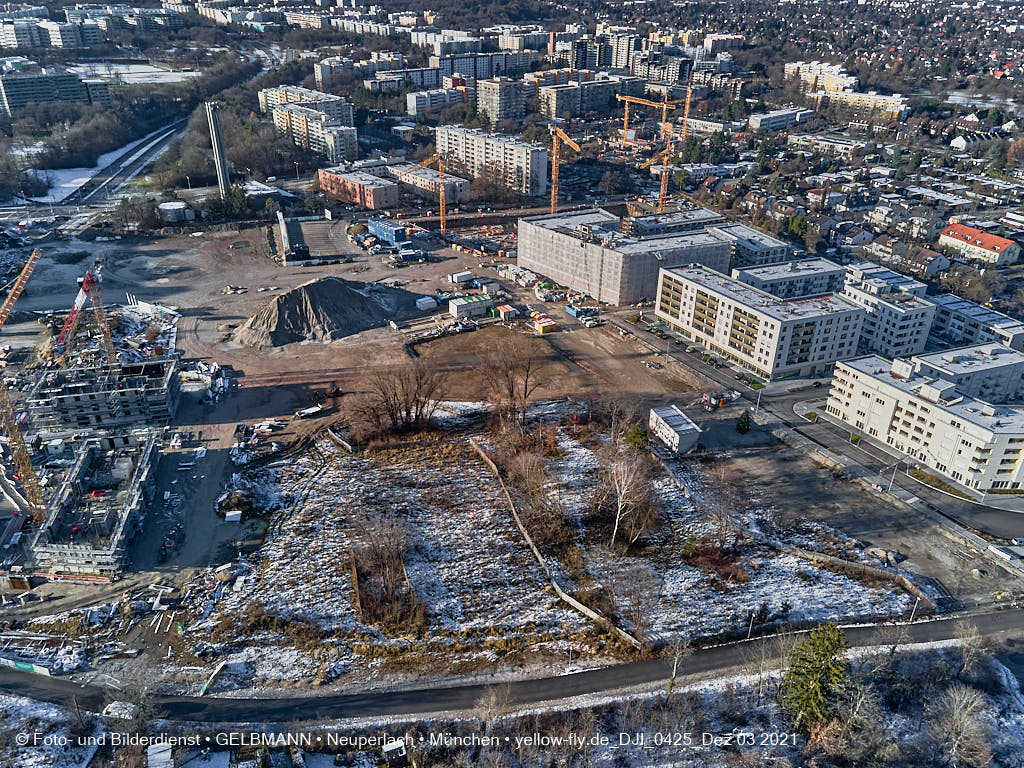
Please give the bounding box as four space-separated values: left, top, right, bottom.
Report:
3 226 1018 628
710 442 1023 609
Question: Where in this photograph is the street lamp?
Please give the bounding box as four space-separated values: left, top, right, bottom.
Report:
293 162 300 181
185 175 191 190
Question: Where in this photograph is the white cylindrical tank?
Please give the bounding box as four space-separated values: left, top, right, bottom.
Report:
158 201 189 222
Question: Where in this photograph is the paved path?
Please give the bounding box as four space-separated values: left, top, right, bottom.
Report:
0 610 1021 723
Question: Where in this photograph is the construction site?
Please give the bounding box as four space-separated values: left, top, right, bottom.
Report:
0 251 179 585
27 428 159 578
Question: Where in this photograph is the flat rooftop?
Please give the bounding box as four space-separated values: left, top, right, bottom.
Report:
734 258 844 281
846 261 927 293
708 223 787 250
842 355 1024 433
523 208 755 256
332 170 397 189
437 125 545 151
913 343 1024 377
664 265 863 321
843 281 933 311
930 293 1024 328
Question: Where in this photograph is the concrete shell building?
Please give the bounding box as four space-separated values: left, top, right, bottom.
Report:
28 429 159 577
516 208 787 305
26 359 180 432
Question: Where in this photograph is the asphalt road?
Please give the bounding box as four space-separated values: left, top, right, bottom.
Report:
0 610 1021 723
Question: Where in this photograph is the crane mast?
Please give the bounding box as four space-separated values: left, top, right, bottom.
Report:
0 249 45 522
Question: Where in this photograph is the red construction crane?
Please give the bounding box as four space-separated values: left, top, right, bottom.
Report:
52 260 116 363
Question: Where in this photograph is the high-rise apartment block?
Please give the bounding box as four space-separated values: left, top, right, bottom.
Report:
435 125 547 196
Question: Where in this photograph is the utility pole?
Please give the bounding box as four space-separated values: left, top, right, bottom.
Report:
887 463 899 493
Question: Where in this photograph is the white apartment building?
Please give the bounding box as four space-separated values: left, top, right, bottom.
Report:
912 344 1024 403
435 125 547 196
272 103 357 162
477 76 525 124
732 258 846 299
840 262 935 358
785 61 908 119
929 294 1024 352
406 87 464 116
827 355 1024 492
712 222 789 268
655 265 865 380
258 85 354 126
747 107 813 132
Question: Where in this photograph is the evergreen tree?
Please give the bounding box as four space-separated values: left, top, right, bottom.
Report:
736 410 752 434
624 422 647 454
781 622 850 728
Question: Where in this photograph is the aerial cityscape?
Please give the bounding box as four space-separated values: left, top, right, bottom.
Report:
1 0 1024 765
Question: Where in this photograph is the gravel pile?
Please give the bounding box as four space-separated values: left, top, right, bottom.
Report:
232 276 415 347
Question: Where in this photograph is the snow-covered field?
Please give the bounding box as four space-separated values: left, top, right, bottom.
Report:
199 437 590 683
65 63 203 84
26 123 179 203
0 693 100 768
546 429 914 642
179 411 921 686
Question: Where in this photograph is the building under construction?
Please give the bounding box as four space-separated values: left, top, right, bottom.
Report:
27 429 159 577
25 358 180 432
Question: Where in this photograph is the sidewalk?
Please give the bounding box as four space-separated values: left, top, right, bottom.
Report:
796 399 1024 515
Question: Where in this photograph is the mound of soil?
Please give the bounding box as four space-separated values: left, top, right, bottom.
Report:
232 276 416 348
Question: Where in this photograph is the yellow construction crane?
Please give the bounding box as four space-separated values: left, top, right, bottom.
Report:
0 249 45 523
640 145 675 213
679 85 693 142
413 152 447 233
549 125 581 215
634 86 694 214
615 94 684 145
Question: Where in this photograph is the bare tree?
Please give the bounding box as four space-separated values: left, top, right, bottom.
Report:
615 565 661 646
602 396 643 444
480 336 544 427
476 682 513 730
870 623 910 677
353 359 445 435
741 636 782 704
665 636 693 697
606 451 650 548
954 620 985 678
926 683 992 768
703 465 739 549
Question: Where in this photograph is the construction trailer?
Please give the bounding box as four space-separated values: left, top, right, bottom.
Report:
449 294 494 319
25 359 180 433
27 429 159 578
649 404 702 454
